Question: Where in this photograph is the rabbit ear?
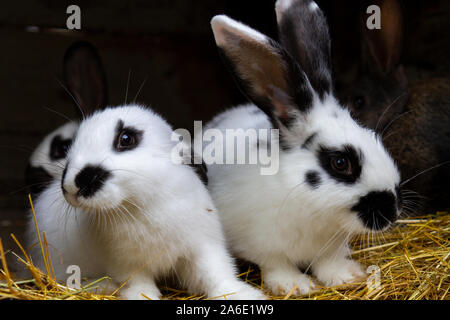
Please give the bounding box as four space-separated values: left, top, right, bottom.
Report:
275 0 332 100
211 15 314 129
361 0 403 74
63 41 108 117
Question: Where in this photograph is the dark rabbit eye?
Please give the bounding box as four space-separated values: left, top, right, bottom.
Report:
318 145 362 184
50 136 72 160
352 96 365 110
59 142 70 155
330 156 352 175
113 121 143 152
117 130 137 149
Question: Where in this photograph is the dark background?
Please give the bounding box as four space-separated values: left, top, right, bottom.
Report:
1 0 449 260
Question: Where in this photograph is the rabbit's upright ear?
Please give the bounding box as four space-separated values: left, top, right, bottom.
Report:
211 15 314 129
275 0 332 100
361 0 403 74
63 41 108 117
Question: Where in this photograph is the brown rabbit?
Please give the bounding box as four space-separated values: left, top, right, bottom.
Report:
276 0 449 213
330 0 450 213
382 79 450 213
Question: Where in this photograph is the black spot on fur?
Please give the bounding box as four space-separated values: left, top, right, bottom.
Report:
75 165 111 198
317 144 362 184
25 165 53 196
301 132 317 149
352 190 397 230
49 135 72 160
305 170 321 188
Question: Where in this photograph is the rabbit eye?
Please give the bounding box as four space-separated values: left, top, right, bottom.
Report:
352 96 365 110
318 145 362 184
113 120 143 152
50 135 72 160
330 156 352 175
117 130 137 149
59 142 70 155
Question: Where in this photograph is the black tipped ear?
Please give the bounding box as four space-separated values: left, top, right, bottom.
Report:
361 0 403 74
275 0 332 100
63 41 108 117
211 15 314 129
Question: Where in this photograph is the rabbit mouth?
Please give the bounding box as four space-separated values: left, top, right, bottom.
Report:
63 192 119 213
63 191 81 208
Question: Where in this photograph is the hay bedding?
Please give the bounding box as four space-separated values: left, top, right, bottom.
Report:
0 200 448 300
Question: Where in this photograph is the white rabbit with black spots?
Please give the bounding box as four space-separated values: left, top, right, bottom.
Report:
202 0 403 296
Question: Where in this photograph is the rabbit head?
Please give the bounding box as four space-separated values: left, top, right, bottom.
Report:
61 105 177 212
329 0 409 131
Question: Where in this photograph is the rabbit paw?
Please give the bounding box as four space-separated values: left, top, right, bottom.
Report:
314 259 367 287
120 282 161 300
264 269 317 296
210 282 267 300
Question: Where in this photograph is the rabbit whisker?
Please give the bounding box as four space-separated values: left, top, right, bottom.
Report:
375 90 408 132
401 160 450 186
55 77 85 119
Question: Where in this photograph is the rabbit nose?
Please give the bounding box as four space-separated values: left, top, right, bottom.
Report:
74 165 111 198
352 190 398 230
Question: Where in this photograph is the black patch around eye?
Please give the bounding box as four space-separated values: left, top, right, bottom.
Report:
25 164 53 196
50 135 72 160
305 170 321 189
317 144 362 184
113 120 143 152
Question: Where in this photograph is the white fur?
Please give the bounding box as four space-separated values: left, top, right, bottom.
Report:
309 1 319 11
27 104 265 300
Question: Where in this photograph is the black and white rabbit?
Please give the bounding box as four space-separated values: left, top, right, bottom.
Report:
202 0 403 295
26 42 266 300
